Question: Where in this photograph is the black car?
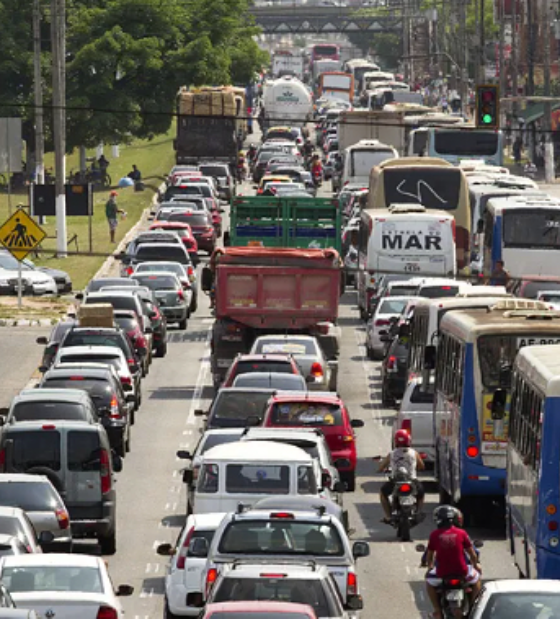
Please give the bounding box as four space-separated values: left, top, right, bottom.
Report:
39 365 133 457
198 387 276 429
58 327 143 410
380 336 411 406
36 319 77 371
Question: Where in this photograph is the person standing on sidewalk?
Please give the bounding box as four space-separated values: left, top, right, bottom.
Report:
105 191 125 243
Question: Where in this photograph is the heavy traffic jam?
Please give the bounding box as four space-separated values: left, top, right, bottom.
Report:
1 42 560 619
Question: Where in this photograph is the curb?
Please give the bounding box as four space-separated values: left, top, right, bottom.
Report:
0 318 60 328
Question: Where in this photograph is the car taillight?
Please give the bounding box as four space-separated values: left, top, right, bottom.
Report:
176 527 194 570
387 355 397 370
125 266 134 276
55 507 70 530
187 265 195 282
0 449 6 472
110 397 121 419
177 289 185 301
100 449 111 495
97 607 118 619
136 334 147 349
401 419 412 434
121 376 132 385
347 572 358 597
206 567 218 596
375 319 390 326
127 358 135 369
310 362 324 378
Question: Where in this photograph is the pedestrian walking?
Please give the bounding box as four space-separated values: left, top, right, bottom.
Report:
513 136 523 165
105 191 125 243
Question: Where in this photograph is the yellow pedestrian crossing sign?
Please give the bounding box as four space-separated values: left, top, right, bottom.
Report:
0 208 46 261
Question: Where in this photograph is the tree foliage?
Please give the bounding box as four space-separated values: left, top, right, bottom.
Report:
0 0 267 152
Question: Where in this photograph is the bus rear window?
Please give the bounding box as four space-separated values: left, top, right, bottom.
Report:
434 131 498 156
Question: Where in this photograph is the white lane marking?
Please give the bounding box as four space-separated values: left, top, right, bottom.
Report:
202 318 214 324
186 326 212 425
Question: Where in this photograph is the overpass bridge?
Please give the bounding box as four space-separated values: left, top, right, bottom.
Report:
250 5 402 34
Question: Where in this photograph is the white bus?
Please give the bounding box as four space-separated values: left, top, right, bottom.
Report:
357 204 456 318
483 195 560 280
340 139 398 188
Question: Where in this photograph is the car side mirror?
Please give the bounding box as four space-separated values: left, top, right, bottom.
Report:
491 388 508 420
189 537 209 558
423 345 436 371
201 266 213 292
39 531 55 545
74 292 84 301
177 450 192 460
156 543 175 557
351 419 364 428
346 594 364 611
112 452 123 473
352 541 370 559
415 543 427 553
116 585 134 597
38 365 49 374
36 336 48 345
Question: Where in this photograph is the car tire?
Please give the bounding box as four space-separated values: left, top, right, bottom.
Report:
155 343 167 358
342 471 356 492
125 432 131 453
99 531 117 556
381 383 394 407
366 344 374 360
190 293 198 313
178 318 188 330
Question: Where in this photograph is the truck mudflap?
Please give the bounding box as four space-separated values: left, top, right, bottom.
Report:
312 323 341 361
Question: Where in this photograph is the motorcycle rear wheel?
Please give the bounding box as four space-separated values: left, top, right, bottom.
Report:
397 514 411 542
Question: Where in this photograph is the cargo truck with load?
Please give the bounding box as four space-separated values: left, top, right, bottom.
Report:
201 247 342 389
174 86 244 166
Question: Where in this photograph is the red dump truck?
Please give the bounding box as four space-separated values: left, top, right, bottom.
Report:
201 247 342 389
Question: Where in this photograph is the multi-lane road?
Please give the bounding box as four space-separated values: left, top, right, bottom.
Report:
1 177 520 619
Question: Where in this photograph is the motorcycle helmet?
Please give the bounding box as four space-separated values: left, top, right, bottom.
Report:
433 505 457 529
394 429 412 448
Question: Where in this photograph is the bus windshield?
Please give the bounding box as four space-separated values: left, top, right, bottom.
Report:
434 131 499 157
382 167 461 211
313 44 338 57
351 150 394 178
503 209 560 249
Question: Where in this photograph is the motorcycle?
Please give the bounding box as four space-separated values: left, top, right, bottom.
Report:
416 541 484 619
344 246 358 287
312 167 323 188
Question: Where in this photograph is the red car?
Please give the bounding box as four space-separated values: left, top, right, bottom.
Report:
222 354 302 388
149 221 199 264
262 393 363 491
203 601 317 618
162 210 216 254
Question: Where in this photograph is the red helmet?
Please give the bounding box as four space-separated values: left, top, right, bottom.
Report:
395 429 412 448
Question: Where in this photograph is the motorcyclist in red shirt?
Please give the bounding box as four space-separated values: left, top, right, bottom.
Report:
425 505 482 619
311 154 323 186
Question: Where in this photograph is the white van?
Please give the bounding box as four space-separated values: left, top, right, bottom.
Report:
340 139 397 188
192 441 322 514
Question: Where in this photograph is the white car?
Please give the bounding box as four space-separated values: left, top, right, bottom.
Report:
158 512 226 618
366 296 410 360
0 265 57 296
0 554 133 619
393 377 435 463
469 579 560 618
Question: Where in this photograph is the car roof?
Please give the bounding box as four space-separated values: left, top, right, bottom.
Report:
222 562 326 579
0 506 26 518
86 291 140 299
44 367 113 379
15 389 90 403
4 420 99 432
216 387 276 395
253 495 340 513
190 512 228 529
236 354 293 362
1 553 102 568
234 372 304 381
204 601 317 614
482 579 560 594
135 272 180 280
203 440 311 463
243 428 323 444
52 362 116 372
268 392 343 405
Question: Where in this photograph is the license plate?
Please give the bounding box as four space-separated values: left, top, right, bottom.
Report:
399 496 414 506
217 359 231 368
404 263 421 272
446 590 463 602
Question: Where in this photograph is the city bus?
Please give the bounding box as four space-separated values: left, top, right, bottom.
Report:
368 158 471 270
425 126 505 166
310 43 341 67
483 195 560 280
508 344 560 579
317 72 355 104
406 114 465 156
343 59 381 95
434 304 560 525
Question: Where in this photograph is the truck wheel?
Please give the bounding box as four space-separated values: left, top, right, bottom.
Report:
178 318 187 330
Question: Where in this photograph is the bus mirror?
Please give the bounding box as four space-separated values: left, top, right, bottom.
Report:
423 345 436 371
499 365 512 388
491 388 507 420
477 218 484 234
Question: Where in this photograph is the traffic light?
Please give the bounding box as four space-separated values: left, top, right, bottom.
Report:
476 85 500 129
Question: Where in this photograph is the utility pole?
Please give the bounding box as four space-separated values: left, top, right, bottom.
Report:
50 0 67 256
33 0 44 186
480 0 485 82
543 0 555 182
527 0 535 95
511 0 518 120
459 0 468 117
499 0 506 95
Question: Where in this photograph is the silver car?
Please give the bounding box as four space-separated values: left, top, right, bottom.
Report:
250 335 338 391
134 272 191 329
0 475 72 553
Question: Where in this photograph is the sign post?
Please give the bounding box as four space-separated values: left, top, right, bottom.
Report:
0 208 47 308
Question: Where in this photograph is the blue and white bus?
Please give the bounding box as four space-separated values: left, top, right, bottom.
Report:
434 304 560 525
483 195 560 280
508 344 560 578
426 127 504 166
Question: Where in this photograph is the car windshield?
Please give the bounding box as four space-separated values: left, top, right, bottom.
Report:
63 332 125 351
135 275 178 291
225 464 291 495
135 246 189 263
0 482 59 512
269 403 343 426
379 299 408 314
235 361 293 376
218 519 344 556
11 402 87 422
209 392 274 427
480 592 560 618
213 577 331 618
136 263 183 275
9 431 61 471
3 566 103 593
233 375 306 391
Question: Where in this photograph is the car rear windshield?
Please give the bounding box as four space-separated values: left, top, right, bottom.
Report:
213 577 330 618
8 431 61 471
135 275 178 291
11 402 87 422
209 392 274 425
269 403 343 427
168 213 209 227
59 354 121 370
218 519 344 556
226 464 290 495
233 375 306 391
136 263 183 275
135 246 188 263
43 377 113 399
85 296 137 312
63 332 126 352
199 165 228 178
379 299 408 315
418 285 460 298
3 566 103 593
410 385 435 404
115 317 139 332
0 517 24 539
67 431 102 472
235 361 293 376
0 481 59 512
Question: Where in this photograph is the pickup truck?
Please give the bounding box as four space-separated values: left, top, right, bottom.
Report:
228 196 341 252
201 247 342 388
